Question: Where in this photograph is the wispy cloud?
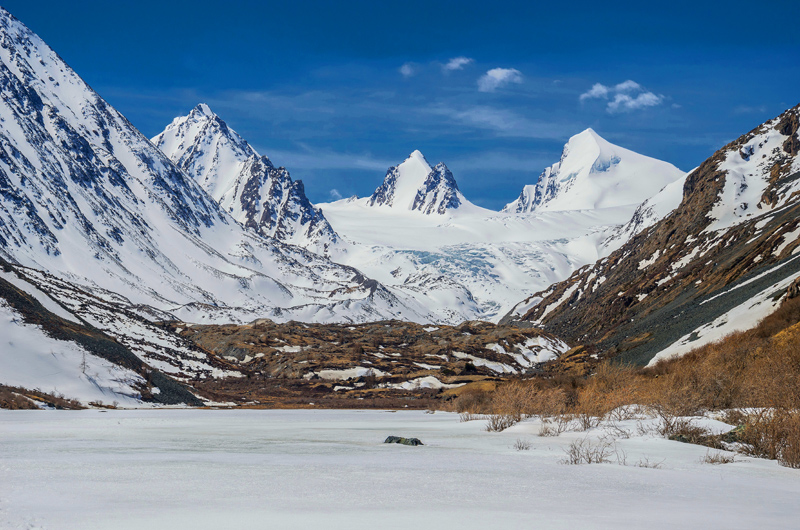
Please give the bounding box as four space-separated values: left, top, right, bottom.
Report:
442 56 474 72
329 188 343 200
258 144 393 171
733 104 768 115
429 105 573 139
399 63 416 78
478 68 523 92
579 80 664 113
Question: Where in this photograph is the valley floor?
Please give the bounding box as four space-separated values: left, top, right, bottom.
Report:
1 409 798 529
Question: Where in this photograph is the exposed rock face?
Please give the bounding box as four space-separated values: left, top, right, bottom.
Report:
411 163 462 214
505 105 800 365
153 105 338 252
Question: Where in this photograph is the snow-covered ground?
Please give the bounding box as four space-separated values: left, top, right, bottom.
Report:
2 409 797 529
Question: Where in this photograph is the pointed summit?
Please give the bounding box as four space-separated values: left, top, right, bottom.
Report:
190 102 214 117
154 106 338 251
367 151 468 214
503 129 684 213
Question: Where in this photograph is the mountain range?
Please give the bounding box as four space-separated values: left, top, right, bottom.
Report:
2 5 799 406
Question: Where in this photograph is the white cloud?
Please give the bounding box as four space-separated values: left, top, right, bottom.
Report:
329 188 343 200
579 83 609 101
478 68 523 92
607 92 663 113
614 80 642 93
399 63 415 78
579 79 665 113
443 56 474 71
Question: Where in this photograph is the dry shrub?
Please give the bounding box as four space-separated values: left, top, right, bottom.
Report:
490 380 568 418
485 414 519 432
514 438 531 451
560 437 613 465
701 450 736 464
449 388 493 415
738 410 800 468
580 363 639 414
0 387 38 409
538 415 573 437
459 412 481 422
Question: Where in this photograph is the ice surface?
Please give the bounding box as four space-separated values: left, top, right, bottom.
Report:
1 409 798 530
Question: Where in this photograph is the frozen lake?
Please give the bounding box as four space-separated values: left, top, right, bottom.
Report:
1 409 798 529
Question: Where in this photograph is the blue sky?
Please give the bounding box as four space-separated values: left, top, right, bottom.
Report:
5 0 799 209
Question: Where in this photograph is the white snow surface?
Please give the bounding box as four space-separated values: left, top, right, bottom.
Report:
502 129 685 214
705 119 800 233
2 409 798 530
0 302 144 406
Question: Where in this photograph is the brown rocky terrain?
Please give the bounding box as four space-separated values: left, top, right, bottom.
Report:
505 104 800 365
165 319 568 407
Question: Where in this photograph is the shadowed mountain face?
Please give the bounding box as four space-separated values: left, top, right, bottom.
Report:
506 105 800 365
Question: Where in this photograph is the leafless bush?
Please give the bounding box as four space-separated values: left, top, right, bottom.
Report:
651 407 709 442
485 414 519 432
607 404 645 422
560 437 613 465
737 410 800 468
514 438 531 451
538 414 572 437
701 450 736 464
459 412 480 422
636 456 665 469
606 421 632 439
577 412 601 431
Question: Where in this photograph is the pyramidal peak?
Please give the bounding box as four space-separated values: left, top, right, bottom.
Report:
190 102 215 117
367 150 468 214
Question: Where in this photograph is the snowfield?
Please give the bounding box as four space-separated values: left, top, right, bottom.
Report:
1 409 798 530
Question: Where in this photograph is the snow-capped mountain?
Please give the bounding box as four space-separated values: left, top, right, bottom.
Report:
505 104 800 366
367 150 469 214
503 128 685 213
153 105 338 253
0 7 431 330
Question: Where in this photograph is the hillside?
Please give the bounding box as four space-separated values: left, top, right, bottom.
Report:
506 104 800 365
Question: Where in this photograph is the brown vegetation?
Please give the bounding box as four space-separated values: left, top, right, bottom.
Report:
449 295 800 468
0 384 85 410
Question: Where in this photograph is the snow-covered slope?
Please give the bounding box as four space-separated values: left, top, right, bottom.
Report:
0 7 429 326
0 300 145 406
367 150 471 214
503 129 685 213
153 105 338 253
